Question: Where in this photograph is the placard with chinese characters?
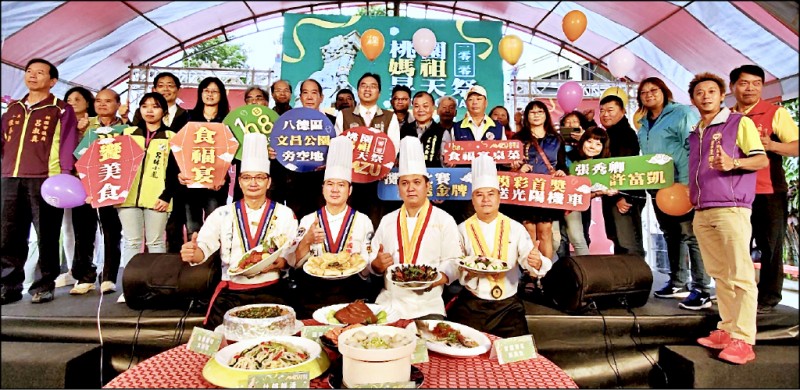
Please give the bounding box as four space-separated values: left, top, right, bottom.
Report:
490 335 537 365
498 172 591 211
341 126 397 183
169 122 238 189
377 168 471 201
247 371 310 388
75 135 144 208
569 154 674 191
223 104 279 160
186 326 222 357
442 140 524 164
270 107 334 172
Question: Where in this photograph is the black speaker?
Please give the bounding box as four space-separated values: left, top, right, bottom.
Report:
541 254 653 313
122 252 221 310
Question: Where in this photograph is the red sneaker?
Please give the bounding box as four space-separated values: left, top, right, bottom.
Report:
697 329 731 349
718 339 756 365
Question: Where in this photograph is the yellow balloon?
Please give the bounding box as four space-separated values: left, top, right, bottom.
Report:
632 107 646 130
499 35 523 66
600 86 629 109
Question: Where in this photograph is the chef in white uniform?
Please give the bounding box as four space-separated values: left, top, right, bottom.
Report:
180 132 299 329
448 154 552 337
291 136 375 317
369 136 463 320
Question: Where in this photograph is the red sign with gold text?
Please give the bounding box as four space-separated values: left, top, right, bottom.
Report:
169 122 239 189
498 172 591 211
443 140 524 165
75 135 145 208
341 126 396 183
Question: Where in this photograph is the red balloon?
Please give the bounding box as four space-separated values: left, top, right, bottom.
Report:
655 183 693 216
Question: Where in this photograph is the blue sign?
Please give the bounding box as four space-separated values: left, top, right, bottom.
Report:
270 107 335 172
377 167 472 201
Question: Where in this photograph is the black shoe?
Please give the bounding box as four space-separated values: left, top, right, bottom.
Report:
757 304 775 314
1 289 23 305
31 290 54 304
654 282 691 299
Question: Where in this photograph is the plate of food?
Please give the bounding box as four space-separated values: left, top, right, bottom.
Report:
457 255 512 275
406 320 491 358
387 264 442 290
202 335 330 388
312 301 399 326
303 251 367 280
228 234 290 277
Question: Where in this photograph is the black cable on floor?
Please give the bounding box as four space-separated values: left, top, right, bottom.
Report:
595 302 623 388
173 299 195 346
622 298 668 386
127 310 144 370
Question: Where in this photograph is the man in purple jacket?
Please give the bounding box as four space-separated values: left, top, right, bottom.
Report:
687 72 767 365
1 58 79 304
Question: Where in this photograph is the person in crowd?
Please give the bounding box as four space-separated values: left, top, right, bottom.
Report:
61 87 96 290
506 100 567 260
244 86 269 106
560 112 593 256
335 72 401 228
335 88 356 111
1 58 78 304
490 105 513 139
126 72 190 253
437 95 457 133
636 77 711 310
291 136 375 317
117 93 180 271
68 89 127 295
400 91 446 167
391 85 413 128
447 85 505 142
180 132 298 330
730 65 799 314
268 79 294 207
369 136 462 320
598 95 645 257
514 110 524 136
448 155 551 337
183 77 232 237
689 72 767 365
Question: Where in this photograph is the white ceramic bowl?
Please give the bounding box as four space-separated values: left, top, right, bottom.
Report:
338 325 417 387
214 335 321 373
222 304 297 341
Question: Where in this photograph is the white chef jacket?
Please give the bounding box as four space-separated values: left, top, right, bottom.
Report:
193 200 299 285
457 214 553 301
293 206 375 270
370 204 464 319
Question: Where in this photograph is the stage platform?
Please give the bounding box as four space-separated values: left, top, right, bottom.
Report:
2 269 797 388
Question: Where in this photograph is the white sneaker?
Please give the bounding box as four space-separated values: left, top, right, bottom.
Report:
55 273 78 288
116 294 126 304
100 281 117 294
69 282 96 295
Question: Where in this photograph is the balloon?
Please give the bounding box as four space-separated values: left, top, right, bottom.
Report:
556 81 584 113
562 10 587 42
499 35 524 66
412 28 437 57
41 174 87 209
607 47 636 79
655 183 693 217
632 108 646 130
601 86 629 110
361 29 385 61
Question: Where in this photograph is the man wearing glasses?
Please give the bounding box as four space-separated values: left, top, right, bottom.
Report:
180 132 299 329
129 72 189 132
391 85 413 128
244 86 269 107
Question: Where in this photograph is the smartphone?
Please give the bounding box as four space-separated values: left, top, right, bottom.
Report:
559 127 581 139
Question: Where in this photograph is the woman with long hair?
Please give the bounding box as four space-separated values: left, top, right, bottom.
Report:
507 100 567 259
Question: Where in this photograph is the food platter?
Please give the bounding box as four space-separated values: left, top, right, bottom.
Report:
201 336 330 388
228 234 292 277
387 264 442 290
303 252 367 280
405 320 491 358
312 303 399 326
457 255 513 275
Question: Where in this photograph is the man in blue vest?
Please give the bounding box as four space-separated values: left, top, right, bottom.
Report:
447 85 505 142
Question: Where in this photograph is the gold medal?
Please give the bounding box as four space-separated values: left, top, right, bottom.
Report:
491 285 503 299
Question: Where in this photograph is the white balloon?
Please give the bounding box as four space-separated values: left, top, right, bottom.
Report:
607 47 636 79
412 28 437 57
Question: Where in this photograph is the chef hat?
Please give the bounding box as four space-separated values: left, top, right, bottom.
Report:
240 132 270 174
471 154 499 191
398 136 428 177
324 136 354 182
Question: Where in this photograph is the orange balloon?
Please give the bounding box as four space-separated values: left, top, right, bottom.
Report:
562 10 588 42
360 29 385 61
655 183 693 216
499 35 524 66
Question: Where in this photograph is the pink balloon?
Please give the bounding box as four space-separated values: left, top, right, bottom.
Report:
607 47 636 79
412 28 437 57
556 81 584 113
41 173 87 208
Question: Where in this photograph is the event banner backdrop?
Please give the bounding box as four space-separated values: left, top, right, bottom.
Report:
281 13 503 120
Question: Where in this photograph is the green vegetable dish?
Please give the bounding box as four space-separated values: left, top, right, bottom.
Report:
228 341 309 370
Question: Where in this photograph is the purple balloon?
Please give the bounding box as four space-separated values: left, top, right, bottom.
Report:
41 174 87 208
557 81 584 113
